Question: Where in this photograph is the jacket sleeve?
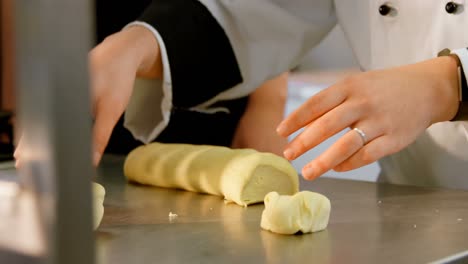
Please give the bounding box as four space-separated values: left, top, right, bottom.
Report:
138 0 337 106
449 48 468 120
124 0 337 143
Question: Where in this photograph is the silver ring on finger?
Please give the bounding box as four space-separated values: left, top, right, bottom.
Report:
353 127 367 146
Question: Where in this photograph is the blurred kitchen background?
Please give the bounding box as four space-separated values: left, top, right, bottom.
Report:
0 2 379 180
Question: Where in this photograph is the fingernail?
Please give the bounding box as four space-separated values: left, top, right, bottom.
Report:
302 166 315 180
276 123 287 136
93 151 101 166
283 148 295 160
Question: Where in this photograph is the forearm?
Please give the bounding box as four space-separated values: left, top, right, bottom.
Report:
231 73 289 155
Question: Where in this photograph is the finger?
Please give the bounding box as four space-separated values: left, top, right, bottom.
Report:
283 103 360 160
277 84 347 137
92 99 123 166
301 123 383 180
300 128 363 180
13 141 22 160
14 138 24 168
334 136 390 172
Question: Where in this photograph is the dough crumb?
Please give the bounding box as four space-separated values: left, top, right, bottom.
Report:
413 224 417 228
169 212 178 221
377 200 382 204
457 218 463 222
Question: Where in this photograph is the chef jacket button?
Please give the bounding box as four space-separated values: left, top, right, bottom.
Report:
379 4 391 16
445 2 459 14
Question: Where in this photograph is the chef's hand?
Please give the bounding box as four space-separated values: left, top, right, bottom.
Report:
14 25 162 167
277 56 460 180
90 25 162 165
231 72 288 155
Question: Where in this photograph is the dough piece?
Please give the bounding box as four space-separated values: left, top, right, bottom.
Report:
124 143 299 206
93 182 105 229
261 191 331 235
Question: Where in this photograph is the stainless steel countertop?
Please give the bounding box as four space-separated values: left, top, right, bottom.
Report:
2 156 468 264
93 156 468 264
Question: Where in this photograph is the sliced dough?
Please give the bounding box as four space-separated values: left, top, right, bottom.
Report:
124 143 299 206
93 182 105 229
261 191 331 235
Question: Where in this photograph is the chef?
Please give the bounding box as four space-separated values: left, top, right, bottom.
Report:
23 1 468 189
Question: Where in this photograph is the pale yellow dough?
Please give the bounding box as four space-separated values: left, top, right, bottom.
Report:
92 182 105 229
123 143 299 206
261 191 331 235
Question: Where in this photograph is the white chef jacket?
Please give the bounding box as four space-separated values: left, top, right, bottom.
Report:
125 0 468 189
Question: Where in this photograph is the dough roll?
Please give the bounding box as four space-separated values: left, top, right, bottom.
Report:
124 143 299 206
261 191 331 235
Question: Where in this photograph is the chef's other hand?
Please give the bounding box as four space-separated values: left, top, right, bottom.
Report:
277 56 460 180
13 26 162 168
90 25 162 166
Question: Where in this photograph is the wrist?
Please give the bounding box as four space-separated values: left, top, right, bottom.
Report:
118 26 162 78
430 56 460 123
